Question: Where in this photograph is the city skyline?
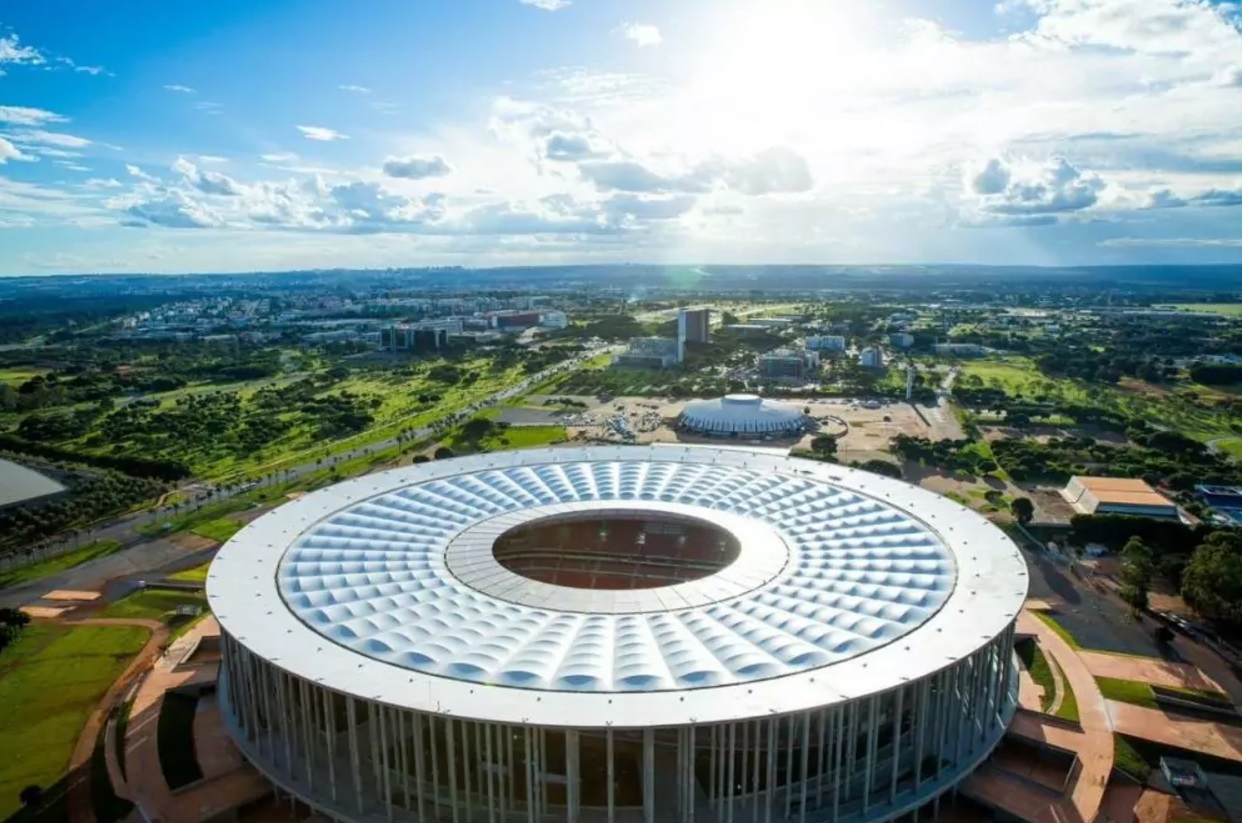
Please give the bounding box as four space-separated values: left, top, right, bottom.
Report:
1 0 1242 274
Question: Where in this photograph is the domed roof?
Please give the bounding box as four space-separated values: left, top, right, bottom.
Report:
678 393 806 434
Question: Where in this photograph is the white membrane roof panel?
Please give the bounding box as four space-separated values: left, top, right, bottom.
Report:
209 446 1028 727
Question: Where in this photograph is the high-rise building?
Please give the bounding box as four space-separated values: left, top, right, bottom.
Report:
859 346 885 369
677 308 711 345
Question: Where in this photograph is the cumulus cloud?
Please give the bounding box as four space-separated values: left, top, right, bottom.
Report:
0 136 32 164
544 132 608 161
297 125 349 141
621 23 662 47
969 156 1104 215
519 0 571 10
382 155 452 179
1193 188 1242 207
126 164 160 183
126 191 222 229
0 105 67 126
0 34 44 72
579 148 814 196
172 156 246 196
163 84 196 94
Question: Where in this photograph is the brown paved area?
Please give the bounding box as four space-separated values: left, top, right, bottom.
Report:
123 616 268 823
43 589 101 601
1009 710 1086 752
21 605 71 618
1020 668 1045 710
1108 700 1242 762
989 741 1070 791
1171 636 1242 709
1080 650 1226 694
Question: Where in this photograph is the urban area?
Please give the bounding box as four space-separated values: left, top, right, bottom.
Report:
1 264 1241 823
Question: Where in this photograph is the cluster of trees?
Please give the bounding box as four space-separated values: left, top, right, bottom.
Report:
0 436 190 480
0 608 30 652
889 435 999 476
0 470 166 550
1189 363 1242 386
990 429 1240 487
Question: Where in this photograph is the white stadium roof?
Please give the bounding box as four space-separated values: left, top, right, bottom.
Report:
208 445 1027 728
677 393 806 434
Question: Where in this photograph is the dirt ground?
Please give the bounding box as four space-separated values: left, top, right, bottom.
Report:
980 423 1131 446
551 394 959 452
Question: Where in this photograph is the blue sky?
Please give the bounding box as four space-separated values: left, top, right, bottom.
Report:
1 0 1241 274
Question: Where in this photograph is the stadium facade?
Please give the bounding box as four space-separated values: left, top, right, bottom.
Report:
209 446 1027 823
676 394 809 437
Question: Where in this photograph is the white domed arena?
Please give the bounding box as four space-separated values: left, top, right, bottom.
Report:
208 445 1027 823
676 394 808 437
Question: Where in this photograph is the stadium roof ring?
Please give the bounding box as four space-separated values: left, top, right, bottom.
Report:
209 444 1027 730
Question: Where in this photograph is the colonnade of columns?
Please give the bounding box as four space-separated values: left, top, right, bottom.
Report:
219 623 1017 823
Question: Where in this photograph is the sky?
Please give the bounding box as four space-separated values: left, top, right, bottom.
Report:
1 0 1241 275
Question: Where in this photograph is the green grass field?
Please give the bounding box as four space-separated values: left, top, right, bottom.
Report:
0 367 46 385
0 624 150 819
1096 676 1158 709
1216 439 1242 460
1055 665 1081 723
0 540 123 590
1113 734 1152 780
488 425 568 449
189 518 243 543
1161 303 1242 316
102 589 208 625
169 562 212 583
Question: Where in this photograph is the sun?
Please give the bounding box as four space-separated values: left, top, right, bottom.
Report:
674 0 878 154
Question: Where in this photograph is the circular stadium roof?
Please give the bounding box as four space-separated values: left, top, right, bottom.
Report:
677 393 807 435
208 445 1027 728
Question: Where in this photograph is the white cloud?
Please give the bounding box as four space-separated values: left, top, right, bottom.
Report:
620 23 662 47
12 130 92 149
339 84 373 95
1100 237 1242 248
197 155 229 164
966 157 1105 217
0 34 44 70
297 125 349 141
82 178 124 189
126 190 223 229
125 164 160 182
0 106 67 126
195 101 224 115
578 148 814 196
54 161 92 172
519 0 571 10
260 152 298 163
172 156 246 196
0 136 32 164
383 155 453 179
163 84 197 94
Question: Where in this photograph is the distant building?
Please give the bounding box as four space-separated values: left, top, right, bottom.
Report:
749 317 794 329
934 343 987 357
758 349 818 380
382 325 449 353
677 308 711 345
807 335 847 352
540 310 569 330
615 337 680 368
1061 476 1179 519
721 324 773 336
890 332 914 349
0 458 68 512
859 347 885 369
489 311 543 330
1196 485 1242 526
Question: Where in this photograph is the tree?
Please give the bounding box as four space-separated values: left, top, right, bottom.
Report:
1010 497 1035 525
19 785 42 808
858 459 902 479
1120 535 1155 613
1181 532 1242 625
433 446 455 460
810 435 838 457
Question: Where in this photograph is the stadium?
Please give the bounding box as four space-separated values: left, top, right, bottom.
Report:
675 394 809 437
208 445 1027 823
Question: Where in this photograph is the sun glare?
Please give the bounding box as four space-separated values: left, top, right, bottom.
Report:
679 1 876 153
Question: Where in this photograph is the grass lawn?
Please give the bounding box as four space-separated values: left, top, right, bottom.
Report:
1022 643 1058 712
157 692 203 790
1216 438 1242 460
0 540 123 590
1161 303 1242 316
1035 611 1082 650
168 562 212 583
1055 665 1081 723
0 624 150 820
101 589 208 628
489 425 567 449
0 367 47 385
1096 676 1158 709
189 517 243 543
1113 734 1153 780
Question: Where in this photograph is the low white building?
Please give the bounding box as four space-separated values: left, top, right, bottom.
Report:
807 335 847 351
